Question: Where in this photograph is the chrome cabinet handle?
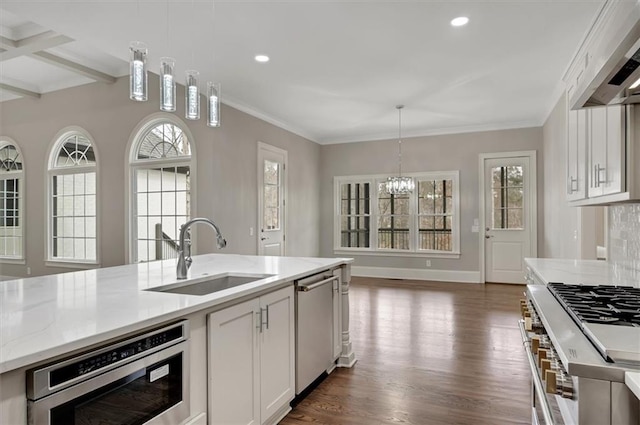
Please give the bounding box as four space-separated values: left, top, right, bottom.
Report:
594 164 606 187
567 176 577 194
256 311 263 333
263 306 269 330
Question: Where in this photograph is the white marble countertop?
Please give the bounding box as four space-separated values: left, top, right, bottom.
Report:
625 372 640 400
0 254 352 374
524 258 639 287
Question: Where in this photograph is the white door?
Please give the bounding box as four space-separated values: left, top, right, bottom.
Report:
481 152 537 283
259 286 295 421
208 298 261 425
258 142 287 256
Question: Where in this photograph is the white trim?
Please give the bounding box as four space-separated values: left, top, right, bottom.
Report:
478 150 538 283
352 266 481 283
125 113 198 264
45 126 100 266
257 141 288 256
0 136 25 261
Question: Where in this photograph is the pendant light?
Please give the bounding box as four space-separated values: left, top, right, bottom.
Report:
129 41 148 101
185 70 200 120
385 105 415 195
207 82 220 127
206 0 221 127
160 57 176 111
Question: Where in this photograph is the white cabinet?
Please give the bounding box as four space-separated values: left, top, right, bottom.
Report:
588 105 625 197
208 285 294 425
566 108 588 201
567 104 632 205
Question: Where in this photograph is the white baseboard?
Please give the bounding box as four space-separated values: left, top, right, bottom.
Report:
352 266 481 283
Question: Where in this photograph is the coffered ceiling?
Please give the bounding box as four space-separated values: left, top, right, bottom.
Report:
0 1 604 144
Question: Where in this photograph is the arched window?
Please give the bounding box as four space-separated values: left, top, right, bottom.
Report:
0 139 24 260
48 130 98 263
130 119 193 263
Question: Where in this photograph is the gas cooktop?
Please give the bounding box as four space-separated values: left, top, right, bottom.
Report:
547 282 640 364
548 283 640 327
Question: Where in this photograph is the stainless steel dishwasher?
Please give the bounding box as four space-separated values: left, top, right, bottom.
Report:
295 270 340 394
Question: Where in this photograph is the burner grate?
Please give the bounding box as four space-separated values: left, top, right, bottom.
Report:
548 283 640 327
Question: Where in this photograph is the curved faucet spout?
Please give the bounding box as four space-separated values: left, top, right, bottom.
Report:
177 217 227 279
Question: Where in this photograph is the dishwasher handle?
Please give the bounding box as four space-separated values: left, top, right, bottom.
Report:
296 275 338 292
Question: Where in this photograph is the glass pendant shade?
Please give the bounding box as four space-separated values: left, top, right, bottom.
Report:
207 82 221 127
185 70 200 120
129 41 148 101
160 57 176 112
385 176 415 195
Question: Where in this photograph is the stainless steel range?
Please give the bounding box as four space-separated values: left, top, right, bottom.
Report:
520 282 640 425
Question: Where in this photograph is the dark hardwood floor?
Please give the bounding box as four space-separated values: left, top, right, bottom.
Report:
281 277 531 425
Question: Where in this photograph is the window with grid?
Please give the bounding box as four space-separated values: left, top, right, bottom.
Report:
335 172 459 256
0 141 24 260
339 182 370 248
491 165 524 230
48 132 97 262
131 121 192 263
417 179 453 251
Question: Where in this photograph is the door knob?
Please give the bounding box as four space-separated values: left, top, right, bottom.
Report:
261 237 269 241
485 235 492 239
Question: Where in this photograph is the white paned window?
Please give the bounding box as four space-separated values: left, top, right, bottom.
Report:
0 141 24 260
130 120 192 263
334 171 460 257
48 131 98 264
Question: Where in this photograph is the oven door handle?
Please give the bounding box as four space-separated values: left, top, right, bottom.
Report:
518 319 555 425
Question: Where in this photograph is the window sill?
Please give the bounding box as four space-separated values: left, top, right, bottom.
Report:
46 260 101 270
0 257 26 265
333 249 460 259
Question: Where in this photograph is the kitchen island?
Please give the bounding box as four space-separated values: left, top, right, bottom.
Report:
0 254 355 425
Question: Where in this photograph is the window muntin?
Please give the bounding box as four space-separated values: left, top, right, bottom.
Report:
335 172 459 255
131 121 192 263
0 142 24 259
491 165 524 230
263 160 280 230
418 179 453 251
339 182 370 248
48 132 97 263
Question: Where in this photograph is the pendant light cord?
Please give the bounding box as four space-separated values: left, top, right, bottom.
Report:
397 105 404 177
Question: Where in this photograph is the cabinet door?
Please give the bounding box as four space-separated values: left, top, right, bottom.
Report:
332 273 342 360
208 298 260 425
567 109 587 201
259 286 294 423
602 105 625 196
589 106 608 197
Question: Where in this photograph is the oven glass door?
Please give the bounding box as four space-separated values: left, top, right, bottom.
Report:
49 353 182 425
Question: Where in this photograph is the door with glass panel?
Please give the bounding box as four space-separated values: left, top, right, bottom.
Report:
258 143 286 256
483 154 536 283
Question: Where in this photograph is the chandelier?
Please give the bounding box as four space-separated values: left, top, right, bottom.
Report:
385 105 414 195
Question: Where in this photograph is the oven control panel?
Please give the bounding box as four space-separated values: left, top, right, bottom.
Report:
27 321 189 400
521 299 574 399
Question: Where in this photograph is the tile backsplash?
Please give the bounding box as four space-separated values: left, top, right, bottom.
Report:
608 203 640 281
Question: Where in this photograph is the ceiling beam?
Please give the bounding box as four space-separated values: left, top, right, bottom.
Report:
0 83 41 99
0 31 73 61
30 51 116 84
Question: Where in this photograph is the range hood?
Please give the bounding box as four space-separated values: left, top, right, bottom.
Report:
584 37 640 107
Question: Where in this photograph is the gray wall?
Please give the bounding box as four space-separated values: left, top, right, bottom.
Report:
0 76 320 278
319 127 544 273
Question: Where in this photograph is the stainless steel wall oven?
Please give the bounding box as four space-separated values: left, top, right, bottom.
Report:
26 321 190 425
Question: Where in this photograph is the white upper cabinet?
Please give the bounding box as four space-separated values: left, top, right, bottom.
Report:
588 105 625 198
567 104 630 205
567 108 588 201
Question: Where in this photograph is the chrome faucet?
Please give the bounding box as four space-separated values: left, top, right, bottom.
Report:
177 217 227 279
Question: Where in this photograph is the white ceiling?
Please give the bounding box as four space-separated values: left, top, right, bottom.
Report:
0 0 604 144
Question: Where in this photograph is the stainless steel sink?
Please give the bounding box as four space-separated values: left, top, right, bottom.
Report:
146 273 274 296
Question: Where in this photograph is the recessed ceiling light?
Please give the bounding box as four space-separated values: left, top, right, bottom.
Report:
255 55 270 63
451 17 469 27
